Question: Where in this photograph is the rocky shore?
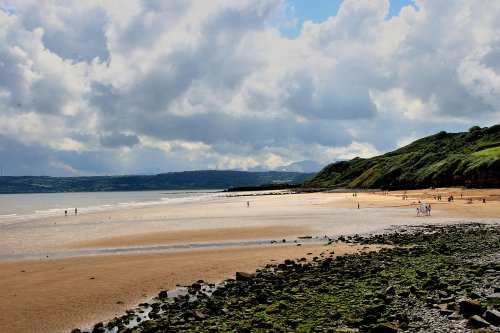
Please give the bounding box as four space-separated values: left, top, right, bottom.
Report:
75 223 500 333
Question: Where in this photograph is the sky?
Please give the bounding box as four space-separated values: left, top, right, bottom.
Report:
0 0 499 176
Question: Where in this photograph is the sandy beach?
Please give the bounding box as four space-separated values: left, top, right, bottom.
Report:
0 188 499 333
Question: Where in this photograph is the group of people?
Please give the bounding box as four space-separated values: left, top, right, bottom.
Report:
416 204 431 217
64 208 77 216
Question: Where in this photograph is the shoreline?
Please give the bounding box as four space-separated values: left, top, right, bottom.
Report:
0 188 499 333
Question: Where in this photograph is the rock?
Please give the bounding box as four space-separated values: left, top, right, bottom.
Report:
346 317 363 328
486 292 500 300
466 315 491 328
70 329 81 333
446 302 457 311
368 323 398 333
255 321 273 329
321 257 333 268
117 328 131 333
148 312 160 319
439 309 454 316
385 285 395 295
425 296 437 305
158 290 168 299
256 292 268 304
194 309 206 320
447 312 463 321
441 296 455 303
459 299 484 318
484 309 500 325
235 271 253 281
472 329 495 333
91 322 105 333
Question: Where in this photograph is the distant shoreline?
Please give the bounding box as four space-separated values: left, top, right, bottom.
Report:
0 170 315 194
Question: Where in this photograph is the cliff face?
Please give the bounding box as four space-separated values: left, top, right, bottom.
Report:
462 169 500 188
305 125 500 190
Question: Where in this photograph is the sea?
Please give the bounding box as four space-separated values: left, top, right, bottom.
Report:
0 190 222 227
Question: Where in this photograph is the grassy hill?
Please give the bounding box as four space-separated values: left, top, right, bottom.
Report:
304 125 500 190
0 170 315 194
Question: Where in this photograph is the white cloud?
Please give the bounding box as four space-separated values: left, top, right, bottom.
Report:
458 45 500 109
0 0 499 175
325 141 381 160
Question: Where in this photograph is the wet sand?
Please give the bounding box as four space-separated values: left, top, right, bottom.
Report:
0 188 498 333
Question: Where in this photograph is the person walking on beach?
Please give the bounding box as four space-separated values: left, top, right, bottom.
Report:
75 208 77 215
247 201 249 208
64 210 67 216
416 207 420 217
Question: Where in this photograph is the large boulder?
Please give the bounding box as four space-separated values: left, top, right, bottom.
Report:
459 299 485 318
235 271 253 281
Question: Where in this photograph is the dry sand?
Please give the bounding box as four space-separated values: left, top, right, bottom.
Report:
0 188 498 333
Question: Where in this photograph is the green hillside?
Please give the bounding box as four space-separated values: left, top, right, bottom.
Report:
305 125 500 190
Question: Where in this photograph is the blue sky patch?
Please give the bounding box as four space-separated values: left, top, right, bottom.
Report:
0 6 18 16
275 0 418 39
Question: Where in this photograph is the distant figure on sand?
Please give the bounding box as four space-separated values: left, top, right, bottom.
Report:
247 201 249 208
75 208 77 215
416 207 420 217
64 210 67 216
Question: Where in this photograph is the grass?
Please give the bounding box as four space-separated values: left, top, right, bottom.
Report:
472 146 500 156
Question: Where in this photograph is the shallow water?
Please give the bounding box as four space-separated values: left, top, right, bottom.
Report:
0 190 221 226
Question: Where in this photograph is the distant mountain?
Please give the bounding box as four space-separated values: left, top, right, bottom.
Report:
276 160 325 173
305 125 500 190
0 170 316 194
243 160 325 173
